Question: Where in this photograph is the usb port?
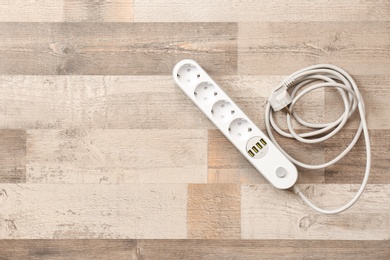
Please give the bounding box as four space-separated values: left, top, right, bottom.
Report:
252 146 259 153
248 150 255 157
260 138 267 146
256 142 263 149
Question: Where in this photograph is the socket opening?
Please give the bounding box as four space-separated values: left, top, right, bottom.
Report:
228 118 251 139
194 82 218 104
211 100 235 122
176 63 201 86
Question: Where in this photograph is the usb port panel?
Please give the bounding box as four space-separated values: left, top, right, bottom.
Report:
247 137 268 159
252 146 258 153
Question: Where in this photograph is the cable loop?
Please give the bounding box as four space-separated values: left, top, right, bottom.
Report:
265 64 370 214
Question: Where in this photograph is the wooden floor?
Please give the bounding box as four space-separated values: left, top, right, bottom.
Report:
0 1 389 259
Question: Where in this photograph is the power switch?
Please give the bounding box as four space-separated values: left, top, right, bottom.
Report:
276 167 287 178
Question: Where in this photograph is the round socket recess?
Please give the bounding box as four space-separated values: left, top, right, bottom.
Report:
194 82 218 104
176 63 202 86
246 136 269 159
211 100 235 122
228 118 252 139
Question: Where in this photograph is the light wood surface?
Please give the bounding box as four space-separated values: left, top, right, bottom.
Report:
0 23 237 75
0 0 389 259
0 239 389 260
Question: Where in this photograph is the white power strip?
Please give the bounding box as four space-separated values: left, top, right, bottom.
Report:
173 59 297 189
173 59 371 214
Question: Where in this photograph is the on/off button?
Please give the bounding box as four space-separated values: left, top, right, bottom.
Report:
276 167 287 178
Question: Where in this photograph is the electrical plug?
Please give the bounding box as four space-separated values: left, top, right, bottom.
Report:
268 81 293 114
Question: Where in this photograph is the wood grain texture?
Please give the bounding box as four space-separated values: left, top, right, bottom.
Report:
1 0 389 257
324 129 390 184
241 184 390 240
2 0 389 23
64 0 133 22
0 22 237 75
325 74 390 129
239 22 390 75
136 239 390 260
134 0 390 22
0 239 388 260
0 239 136 260
26 129 207 184
188 184 241 239
0 75 215 129
0 0 63 22
0 130 26 183
0 184 187 239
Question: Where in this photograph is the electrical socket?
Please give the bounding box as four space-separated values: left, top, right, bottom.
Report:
211 100 235 123
195 82 218 104
228 118 252 140
176 63 202 87
173 59 298 189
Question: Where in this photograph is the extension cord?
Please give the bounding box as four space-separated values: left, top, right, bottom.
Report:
172 60 370 214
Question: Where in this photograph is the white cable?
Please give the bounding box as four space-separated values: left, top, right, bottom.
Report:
265 64 371 214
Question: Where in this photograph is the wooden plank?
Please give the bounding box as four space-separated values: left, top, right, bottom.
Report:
64 0 133 22
0 130 26 183
0 239 136 260
26 129 207 184
137 239 390 260
134 0 390 22
188 184 241 239
238 22 390 75
241 184 390 240
0 184 187 239
0 0 134 23
1 0 389 23
0 23 237 75
325 129 390 184
0 75 213 129
0 75 300 130
325 74 390 129
0 0 63 22
208 168 265 184
0 239 388 259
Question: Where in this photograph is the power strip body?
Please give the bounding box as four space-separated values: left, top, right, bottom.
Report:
173 60 297 189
